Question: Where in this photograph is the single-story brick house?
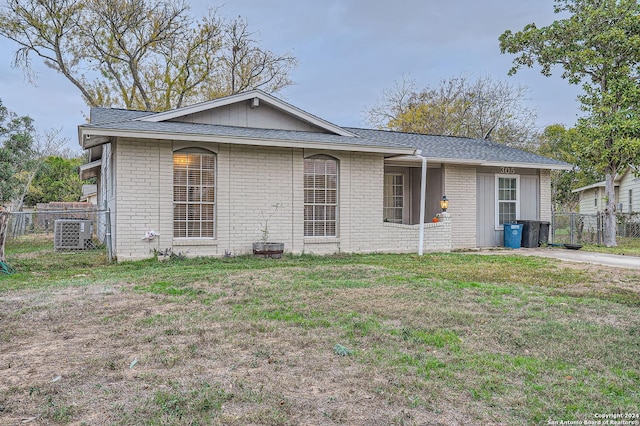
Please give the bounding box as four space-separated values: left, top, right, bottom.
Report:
78 90 571 261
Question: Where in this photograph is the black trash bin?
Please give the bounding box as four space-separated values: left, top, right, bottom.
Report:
539 221 550 246
517 220 541 248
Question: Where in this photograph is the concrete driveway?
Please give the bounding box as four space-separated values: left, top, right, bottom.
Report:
488 247 640 270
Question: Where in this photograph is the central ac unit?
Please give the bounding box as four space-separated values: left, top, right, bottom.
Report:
54 219 94 250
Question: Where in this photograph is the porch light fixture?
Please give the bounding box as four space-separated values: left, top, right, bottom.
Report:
440 195 449 212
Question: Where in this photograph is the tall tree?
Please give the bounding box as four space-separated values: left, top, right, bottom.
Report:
500 0 640 247
0 102 66 261
0 0 297 111
366 75 539 149
0 99 35 205
24 155 85 206
11 129 67 214
536 124 600 212
0 99 34 261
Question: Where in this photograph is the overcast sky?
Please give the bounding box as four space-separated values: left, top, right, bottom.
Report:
0 0 583 153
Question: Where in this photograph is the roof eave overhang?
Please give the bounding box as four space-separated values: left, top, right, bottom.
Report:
477 160 573 171
79 126 112 150
384 155 573 170
572 180 622 193
79 159 102 180
78 127 415 156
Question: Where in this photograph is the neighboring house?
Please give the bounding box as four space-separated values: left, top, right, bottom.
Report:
78 90 571 261
80 184 98 205
573 168 639 215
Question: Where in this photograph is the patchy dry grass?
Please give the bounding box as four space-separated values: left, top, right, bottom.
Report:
0 243 639 425
581 237 640 256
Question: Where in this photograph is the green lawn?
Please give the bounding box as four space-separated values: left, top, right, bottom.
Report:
581 237 640 256
1 240 639 425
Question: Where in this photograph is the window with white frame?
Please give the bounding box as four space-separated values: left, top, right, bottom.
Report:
304 156 338 237
173 150 216 238
496 175 519 228
383 173 404 223
630 189 633 213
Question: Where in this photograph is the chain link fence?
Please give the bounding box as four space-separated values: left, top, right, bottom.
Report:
4 207 113 261
552 212 640 245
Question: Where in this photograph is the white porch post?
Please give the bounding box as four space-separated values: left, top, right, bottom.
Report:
417 152 427 255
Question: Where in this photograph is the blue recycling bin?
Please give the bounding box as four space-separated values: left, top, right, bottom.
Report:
503 223 523 249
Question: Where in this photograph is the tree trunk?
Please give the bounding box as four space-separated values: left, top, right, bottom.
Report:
10 168 37 235
603 171 617 247
0 211 9 262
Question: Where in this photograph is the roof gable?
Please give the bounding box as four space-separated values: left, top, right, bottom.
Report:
571 167 637 193
135 90 357 137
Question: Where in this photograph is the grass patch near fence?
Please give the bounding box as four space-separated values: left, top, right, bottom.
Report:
580 237 640 256
0 242 639 425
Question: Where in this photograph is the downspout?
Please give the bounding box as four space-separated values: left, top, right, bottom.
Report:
415 150 427 255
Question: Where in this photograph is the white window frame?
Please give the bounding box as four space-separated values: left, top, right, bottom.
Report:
383 172 406 224
495 174 520 230
304 156 338 237
173 150 216 239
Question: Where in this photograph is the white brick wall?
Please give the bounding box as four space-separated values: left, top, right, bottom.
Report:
223 144 297 255
444 164 477 249
539 169 552 221
110 139 455 260
114 139 172 260
343 152 384 252
381 219 452 253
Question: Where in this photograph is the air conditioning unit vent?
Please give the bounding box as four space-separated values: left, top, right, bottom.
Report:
54 219 94 250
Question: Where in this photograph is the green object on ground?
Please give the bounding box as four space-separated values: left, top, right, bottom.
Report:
0 261 15 275
333 343 352 357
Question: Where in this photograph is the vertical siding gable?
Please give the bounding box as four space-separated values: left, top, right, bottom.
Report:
520 175 539 220
169 101 327 133
618 169 639 213
476 174 497 247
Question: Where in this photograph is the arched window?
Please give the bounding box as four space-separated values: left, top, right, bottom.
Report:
304 156 338 237
173 149 216 238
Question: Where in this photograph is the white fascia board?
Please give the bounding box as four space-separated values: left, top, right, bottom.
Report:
477 160 574 171
383 156 483 165
571 171 629 193
572 172 628 192
79 127 112 149
134 90 357 137
79 159 102 180
382 155 573 170
79 127 416 155
430 157 573 170
82 135 111 150
572 181 607 193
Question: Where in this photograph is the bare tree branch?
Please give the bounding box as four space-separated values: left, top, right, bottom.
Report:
0 0 297 110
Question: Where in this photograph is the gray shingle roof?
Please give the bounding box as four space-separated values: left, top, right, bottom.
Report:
347 128 570 167
90 108 154 124
84 108 413 150
83 107 571 168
